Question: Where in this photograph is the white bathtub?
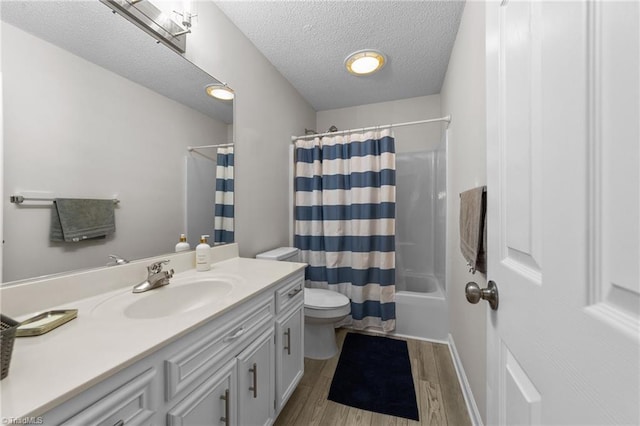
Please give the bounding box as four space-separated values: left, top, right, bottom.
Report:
393 274 448 342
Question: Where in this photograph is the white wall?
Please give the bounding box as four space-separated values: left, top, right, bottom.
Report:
440 2 487 423
184 1 316 257
317 95 442 154
2 23 228 281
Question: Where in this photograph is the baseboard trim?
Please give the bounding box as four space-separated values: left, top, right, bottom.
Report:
390 330 449 345
347 326 449 345
448 333 484 426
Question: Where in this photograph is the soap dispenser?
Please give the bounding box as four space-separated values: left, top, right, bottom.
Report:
175 234 191 252
196 235 211 271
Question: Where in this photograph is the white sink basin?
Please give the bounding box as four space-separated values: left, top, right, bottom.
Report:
91 278 234 319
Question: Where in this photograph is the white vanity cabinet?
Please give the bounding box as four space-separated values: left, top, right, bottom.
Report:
164 294 274 426
35 269 304 426
274 274 305 413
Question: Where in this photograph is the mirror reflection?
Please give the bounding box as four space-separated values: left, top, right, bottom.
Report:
1 1 233 283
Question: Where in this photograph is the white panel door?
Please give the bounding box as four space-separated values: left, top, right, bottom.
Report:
486 1 639 424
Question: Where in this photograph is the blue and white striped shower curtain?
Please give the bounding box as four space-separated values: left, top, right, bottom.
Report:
294 129 396 332
214 147 234 244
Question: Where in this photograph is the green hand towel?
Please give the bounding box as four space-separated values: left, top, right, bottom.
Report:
50 198 115 242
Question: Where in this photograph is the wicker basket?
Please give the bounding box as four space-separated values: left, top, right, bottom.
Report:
1 314 19 380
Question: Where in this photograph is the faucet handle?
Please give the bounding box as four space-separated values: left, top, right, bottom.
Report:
148 260 170 274
108 254 129 266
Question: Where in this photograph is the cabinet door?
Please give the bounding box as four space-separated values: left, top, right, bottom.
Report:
275 307 304 412
237 329 275 426
167 360 236 426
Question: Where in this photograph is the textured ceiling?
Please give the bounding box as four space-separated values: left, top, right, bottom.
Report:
1 1 233 123
215 0 465 111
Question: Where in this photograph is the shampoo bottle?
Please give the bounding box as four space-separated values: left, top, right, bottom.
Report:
196 235 211 271
175 234 191 252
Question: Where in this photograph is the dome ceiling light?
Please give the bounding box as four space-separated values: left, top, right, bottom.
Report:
205 84 234 100
344 49 386 76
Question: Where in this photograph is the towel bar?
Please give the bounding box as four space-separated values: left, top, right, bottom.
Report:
10 195 120 205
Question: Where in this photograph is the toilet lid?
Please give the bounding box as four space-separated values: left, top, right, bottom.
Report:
305 288 350 309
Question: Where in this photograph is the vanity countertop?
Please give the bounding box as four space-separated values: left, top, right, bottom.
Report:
0 256 306 419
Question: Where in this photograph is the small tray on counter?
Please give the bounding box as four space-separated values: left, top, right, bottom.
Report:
16 309 78 337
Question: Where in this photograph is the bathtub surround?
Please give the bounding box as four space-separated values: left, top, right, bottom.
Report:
294 130 397 332
395 150 447 289
394 149 448 342
394 283 448 343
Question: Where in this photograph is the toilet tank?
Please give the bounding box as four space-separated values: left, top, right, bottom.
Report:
256 247 300 262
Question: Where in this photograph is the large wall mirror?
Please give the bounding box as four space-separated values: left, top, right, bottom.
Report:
1 1 234 283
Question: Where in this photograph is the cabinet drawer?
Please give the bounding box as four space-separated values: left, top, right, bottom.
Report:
61 368 156 426
275 273 304 314
165 298 273 400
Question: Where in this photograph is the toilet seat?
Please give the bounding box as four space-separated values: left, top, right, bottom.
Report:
304 288 350 309
304 288 351 319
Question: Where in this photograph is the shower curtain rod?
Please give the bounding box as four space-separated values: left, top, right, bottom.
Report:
290 115 451 141
187 142 234 151
187 143 234 162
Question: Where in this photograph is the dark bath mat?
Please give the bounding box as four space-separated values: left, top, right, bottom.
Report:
327 332 419 421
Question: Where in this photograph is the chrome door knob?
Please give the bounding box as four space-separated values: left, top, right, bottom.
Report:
465 280 499 310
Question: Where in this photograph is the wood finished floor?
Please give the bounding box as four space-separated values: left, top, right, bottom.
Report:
274 329 472 426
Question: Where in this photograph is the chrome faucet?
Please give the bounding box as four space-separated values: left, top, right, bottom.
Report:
132 260 174 293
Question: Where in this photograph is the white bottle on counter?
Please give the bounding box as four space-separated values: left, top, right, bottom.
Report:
196 235 211 271
175 234 191 252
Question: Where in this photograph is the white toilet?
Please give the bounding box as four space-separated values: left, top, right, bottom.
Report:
256 247 351 360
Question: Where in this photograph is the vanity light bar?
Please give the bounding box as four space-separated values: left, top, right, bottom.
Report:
100 0 188 53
